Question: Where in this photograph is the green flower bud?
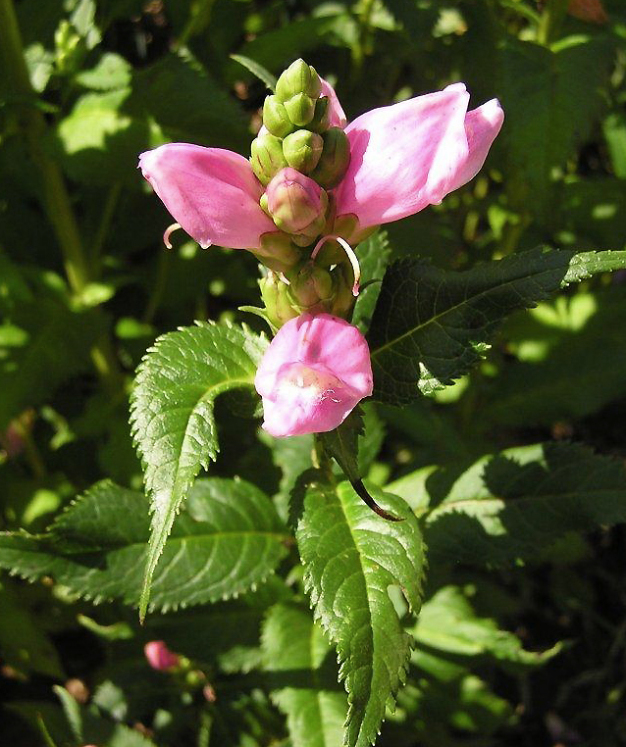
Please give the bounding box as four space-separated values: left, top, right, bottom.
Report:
250 134 288 186
330 263 356 319
254 230 302 273
263 95 295 138
275 59 322 103
283 130 324 174
291 263 334 311
310 127 351 189
260 271 300 328
308 97 331 133
283 92 317 127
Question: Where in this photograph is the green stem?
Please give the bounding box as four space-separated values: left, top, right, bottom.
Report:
0 0 90 294
90 181 122 274
0 0 123 390
176 0 217 48
143 249 172 324
538 0 569 45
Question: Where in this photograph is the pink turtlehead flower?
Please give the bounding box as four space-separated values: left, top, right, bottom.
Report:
139 78 503 249
144 640 180 671
255 313 373 437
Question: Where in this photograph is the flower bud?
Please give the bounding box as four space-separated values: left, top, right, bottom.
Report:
144 641 180 672
283 92 317 127
291 263 334 311
263 95 295 138
265 168 328 238
260 271 300 328
330 263 356 319
308 97 331 133
250 134 288 186
282 130 324 174
310 127 351 189
275 59 322 103
254 230 302 272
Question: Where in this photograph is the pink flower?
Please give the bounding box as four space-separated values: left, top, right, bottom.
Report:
139 146 275 249
144 640 180 671
255 313 373 437
139 75 503 250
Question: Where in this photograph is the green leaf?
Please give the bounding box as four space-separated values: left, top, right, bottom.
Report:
262 603 347 747
352 230 392 334
485 288 626 425
0 297 106 429
367 247 626 406
130 321 267 618
500 36 615 220
388 442 626 567
230 54 277 91
413 587 561 670
294 478 425 747
0 479 288 611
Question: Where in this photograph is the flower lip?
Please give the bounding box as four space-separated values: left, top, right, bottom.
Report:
255 313 373 437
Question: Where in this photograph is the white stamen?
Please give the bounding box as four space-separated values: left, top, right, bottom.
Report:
311 235 361 296
163 222 182 249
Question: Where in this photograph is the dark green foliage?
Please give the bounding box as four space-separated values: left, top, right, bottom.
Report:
3 1 626 746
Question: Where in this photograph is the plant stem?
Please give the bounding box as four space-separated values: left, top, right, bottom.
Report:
538 0 569 45
176 0 217 48
0 0 90 294
91 182 122 274
0 0 123 391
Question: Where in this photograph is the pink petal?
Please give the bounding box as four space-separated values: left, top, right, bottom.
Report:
255 313 373 437
139 144 276 249
333 84 503 229
320 76 347 129
444 98 504 194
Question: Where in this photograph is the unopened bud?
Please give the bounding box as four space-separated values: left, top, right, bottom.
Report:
291 263 334 311
250 134 288 186
330 263 356 319
284 92 317 127
311 128 351 189
275 59 322 103
260 271 300 328
144 641 180 672
263 95 295 138
283 130 323 174
309 97 331 133
265 168 328 239
255 230 302 272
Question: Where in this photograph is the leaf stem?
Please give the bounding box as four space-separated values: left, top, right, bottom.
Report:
90 182 122 274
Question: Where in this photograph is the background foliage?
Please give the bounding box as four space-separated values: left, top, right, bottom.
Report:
2 0 626 746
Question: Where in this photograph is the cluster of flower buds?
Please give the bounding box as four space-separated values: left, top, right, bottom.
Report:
248 60 358 328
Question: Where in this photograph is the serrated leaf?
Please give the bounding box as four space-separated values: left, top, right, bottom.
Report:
388 442 626 567
294 478 425 747
0 479 288 611
130 321 267 618
367 247 626 406
262 603 347 747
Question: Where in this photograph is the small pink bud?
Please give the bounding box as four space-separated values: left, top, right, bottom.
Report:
144 641 180 671
265 168 328 237
255 313 373 437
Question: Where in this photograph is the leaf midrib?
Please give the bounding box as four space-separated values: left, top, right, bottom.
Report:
370 258 568 360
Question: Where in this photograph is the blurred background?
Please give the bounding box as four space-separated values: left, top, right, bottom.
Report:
1 1 626 745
